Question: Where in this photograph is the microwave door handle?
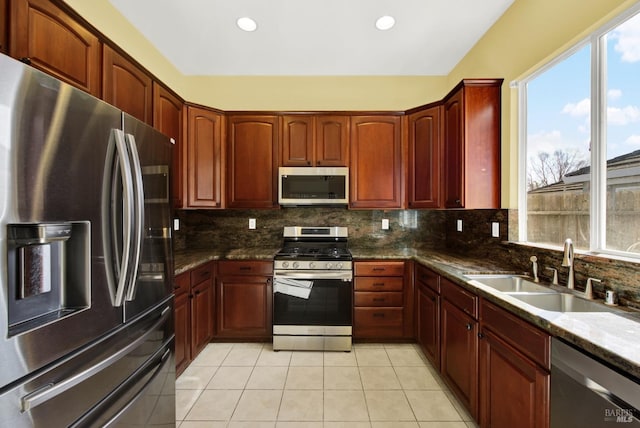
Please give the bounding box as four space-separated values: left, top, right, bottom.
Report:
102 129 135 307
124 133 145 302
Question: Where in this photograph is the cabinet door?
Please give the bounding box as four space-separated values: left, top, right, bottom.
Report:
102 45 153 124
409 105 442 208
0 0 7 54
441 298 478 419
227 115 279 208
350 116 403 208
479 329 549 428
316 115 349 166
443 89 464 208
281 115 314 166
191 279 214 358
417 282 440 368
10 0 101 96
216 275 272 338
153 83 184 208
186 106 224 208
174 291 191 376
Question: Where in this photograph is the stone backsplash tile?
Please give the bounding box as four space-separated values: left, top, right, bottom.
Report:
174 208 447 252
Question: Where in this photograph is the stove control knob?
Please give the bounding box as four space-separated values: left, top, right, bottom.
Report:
326 262 334 269
309 262 316 269
336 263 343 269
282 261 289 268
292 262 300 269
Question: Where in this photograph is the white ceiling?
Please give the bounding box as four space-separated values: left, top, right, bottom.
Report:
109 0 514 76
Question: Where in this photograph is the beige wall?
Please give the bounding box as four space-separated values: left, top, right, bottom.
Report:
63 0 638 207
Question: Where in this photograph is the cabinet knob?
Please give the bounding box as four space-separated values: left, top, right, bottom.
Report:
478 332 485 339
307 160 311 166
466 323 472 331
316 160 322 165
20 57 32 65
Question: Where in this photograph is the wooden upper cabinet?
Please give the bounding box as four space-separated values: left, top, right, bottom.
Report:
409 105 442 209
153 82 184 208
0 0 8 54
280 115 349 167
227 115 279 208
103 45 153 124
281 115 314 166
315 115 349 166
186 106 224 208
350 115 403 209
10 0 101 96
443 79 502 209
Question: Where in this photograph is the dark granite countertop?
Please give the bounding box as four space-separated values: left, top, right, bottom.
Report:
174 246 640 379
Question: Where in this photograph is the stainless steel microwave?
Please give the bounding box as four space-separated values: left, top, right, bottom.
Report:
278 167 349 206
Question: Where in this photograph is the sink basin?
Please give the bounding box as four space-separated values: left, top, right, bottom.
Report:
465 274 557 294
512 293 617 313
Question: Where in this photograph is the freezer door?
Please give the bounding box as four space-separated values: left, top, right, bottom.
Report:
0 298 175 428
122 114 174 322
0 53 125 387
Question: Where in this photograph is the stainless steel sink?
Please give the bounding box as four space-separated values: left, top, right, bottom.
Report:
465 274 557 294
511 293 617 313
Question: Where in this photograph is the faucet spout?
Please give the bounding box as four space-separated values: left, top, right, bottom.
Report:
562 238 575 289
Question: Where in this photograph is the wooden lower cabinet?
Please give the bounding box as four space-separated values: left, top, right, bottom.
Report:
479 300 550 428
353 261 413 339
415 264 440 368
174 261 215 376
440 297 478 419
216 261 273 339
174 273 191 376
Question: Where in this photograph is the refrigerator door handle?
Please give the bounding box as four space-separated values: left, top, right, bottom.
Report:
102 128 136 307
123 133 145 302
20 304 171 412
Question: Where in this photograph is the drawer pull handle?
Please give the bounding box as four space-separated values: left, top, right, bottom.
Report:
372 267 386 271
372 298 385 302
199 271 210 277
239 266 252 271
373 313 385 318
372 282 385 287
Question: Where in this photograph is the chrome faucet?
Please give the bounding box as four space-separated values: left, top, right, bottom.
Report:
562 238 575 289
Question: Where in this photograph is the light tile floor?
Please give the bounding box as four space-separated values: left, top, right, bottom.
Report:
176 342 478 428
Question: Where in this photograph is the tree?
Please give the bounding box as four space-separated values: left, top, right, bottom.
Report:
527 149 589 190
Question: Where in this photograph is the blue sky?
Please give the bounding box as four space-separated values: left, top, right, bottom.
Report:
527 11 640 163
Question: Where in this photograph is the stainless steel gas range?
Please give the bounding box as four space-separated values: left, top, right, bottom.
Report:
272 226 353 351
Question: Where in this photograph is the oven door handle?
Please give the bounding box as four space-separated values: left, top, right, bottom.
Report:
274 271 353 281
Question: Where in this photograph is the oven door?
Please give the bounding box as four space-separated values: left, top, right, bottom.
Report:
273 271 352 328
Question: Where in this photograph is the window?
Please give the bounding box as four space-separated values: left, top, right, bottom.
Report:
520 6 640 257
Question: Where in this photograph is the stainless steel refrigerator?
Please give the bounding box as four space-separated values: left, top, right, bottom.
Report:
0 53 175 426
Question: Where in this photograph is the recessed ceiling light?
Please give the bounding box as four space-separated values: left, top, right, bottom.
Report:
237 17 257 32
375 15 395 31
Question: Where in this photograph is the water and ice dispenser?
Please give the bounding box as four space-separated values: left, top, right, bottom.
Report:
7 222 90 336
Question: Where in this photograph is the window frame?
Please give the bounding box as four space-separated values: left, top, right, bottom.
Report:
518 3 640 258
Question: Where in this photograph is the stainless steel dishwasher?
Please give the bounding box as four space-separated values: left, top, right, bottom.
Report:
551 338 640 427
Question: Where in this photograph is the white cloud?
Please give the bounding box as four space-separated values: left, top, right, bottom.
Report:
608 88 622 100
611 14 640 63
625 134 640 146
562 98 590 117
527 129 588 154
607 105 640 125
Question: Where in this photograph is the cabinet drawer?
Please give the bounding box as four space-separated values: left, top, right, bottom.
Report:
354 291 403 307
415 264 440 293
218 261 273 276
441 278 477 319
174 272 190 296
355 261 404 277
354 307 403 327
190 262 214 284
354 277 403 291
481 299 551 370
